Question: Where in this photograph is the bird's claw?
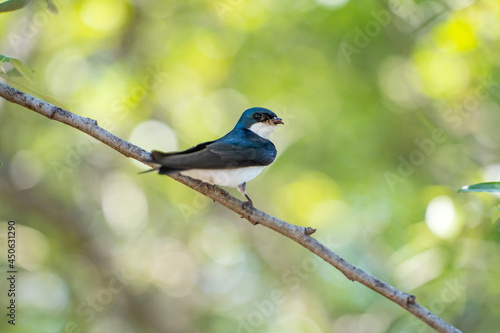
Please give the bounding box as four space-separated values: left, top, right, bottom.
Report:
241 200 259 225
242 200 253 209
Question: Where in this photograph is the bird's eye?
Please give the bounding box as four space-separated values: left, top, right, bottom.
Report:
253 113 262 120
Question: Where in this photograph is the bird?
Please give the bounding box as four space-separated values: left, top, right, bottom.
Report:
143 107 284 206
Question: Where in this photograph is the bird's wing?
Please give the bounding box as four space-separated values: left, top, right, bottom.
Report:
149 139 276 173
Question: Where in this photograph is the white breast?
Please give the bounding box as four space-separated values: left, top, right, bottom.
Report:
179 166 265 187
249 122 277 139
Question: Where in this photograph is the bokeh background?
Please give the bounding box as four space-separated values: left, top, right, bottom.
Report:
1 0 500 332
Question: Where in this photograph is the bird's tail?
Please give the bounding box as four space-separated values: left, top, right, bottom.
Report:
138 150 167 174
139 151 184 175
138 167 159 175
146 150 186 175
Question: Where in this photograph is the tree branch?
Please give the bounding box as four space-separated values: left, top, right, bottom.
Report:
0 81 462 333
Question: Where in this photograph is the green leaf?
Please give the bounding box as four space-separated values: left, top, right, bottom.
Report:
0 54 10 63
458 182 500 193
9 58 36 83
0 54 9 74
45 0 57 14
0 54 36 83
0 0 30 13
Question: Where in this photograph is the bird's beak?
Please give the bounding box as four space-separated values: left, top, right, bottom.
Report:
272 117 284 125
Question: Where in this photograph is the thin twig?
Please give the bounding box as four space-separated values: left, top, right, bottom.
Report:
0 81 462 333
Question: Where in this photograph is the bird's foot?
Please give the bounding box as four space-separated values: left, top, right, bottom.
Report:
242 200 253 209
241 199 259 225
244 193 254 206
242 196 253 209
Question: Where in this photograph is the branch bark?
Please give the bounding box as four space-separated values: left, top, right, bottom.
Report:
0 81 462 333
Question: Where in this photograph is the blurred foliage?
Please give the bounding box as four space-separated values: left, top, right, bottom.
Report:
1 0 500 332
0 53 36 82
0 0 31 13
459 181 500 193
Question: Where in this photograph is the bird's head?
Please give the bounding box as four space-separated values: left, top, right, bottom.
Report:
235 107 284 138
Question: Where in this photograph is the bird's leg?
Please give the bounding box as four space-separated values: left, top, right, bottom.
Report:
237 182 253 207
244 194 253 207
237 182 259 224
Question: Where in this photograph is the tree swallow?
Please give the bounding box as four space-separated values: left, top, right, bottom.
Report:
145 107 284 206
